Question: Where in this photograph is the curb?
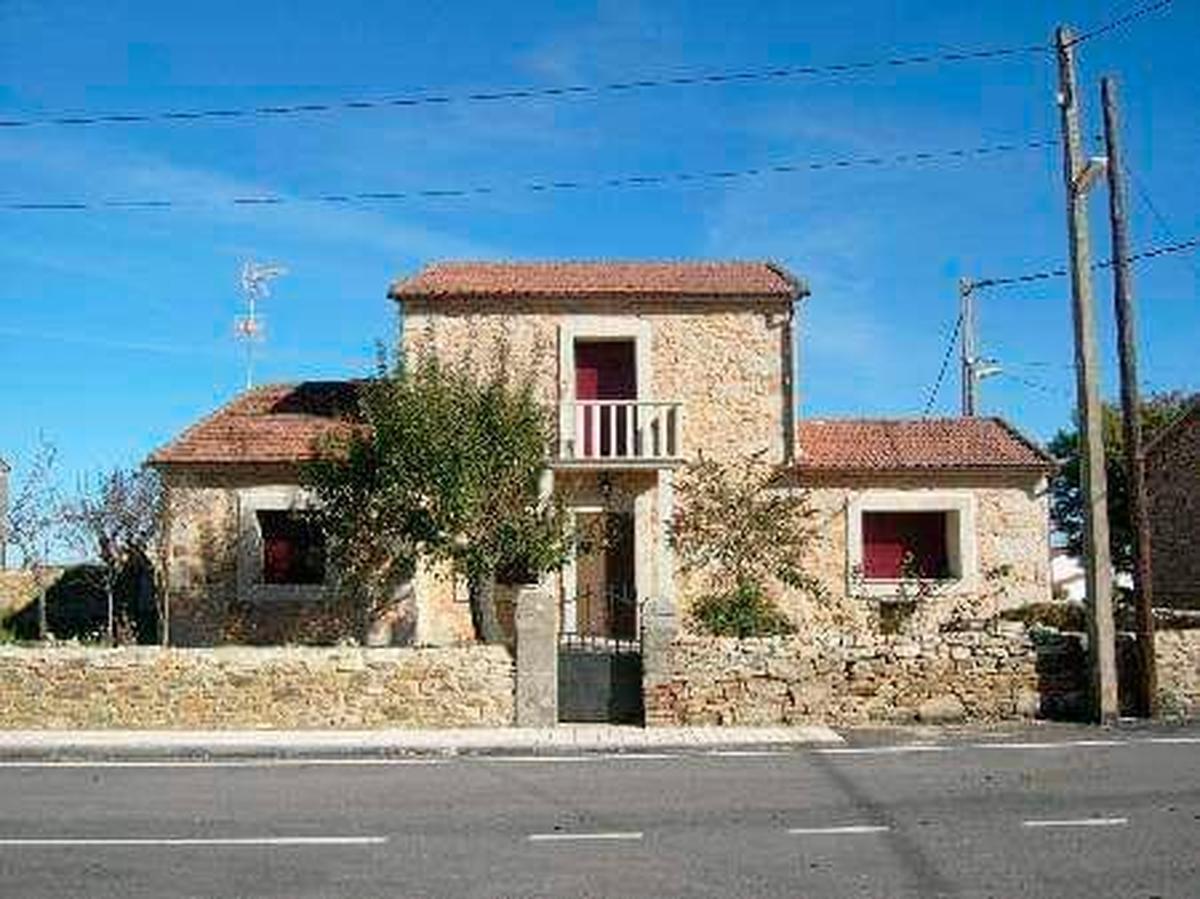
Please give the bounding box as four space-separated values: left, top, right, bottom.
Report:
0 725 845 762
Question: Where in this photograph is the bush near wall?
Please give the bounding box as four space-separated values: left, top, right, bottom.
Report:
0 645 514 729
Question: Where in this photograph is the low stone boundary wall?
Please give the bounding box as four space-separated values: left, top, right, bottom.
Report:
644 628 1090 727
0 645 514 729
1156 630 1200 717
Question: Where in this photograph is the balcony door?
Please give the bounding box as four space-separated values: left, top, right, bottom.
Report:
575 339 636 458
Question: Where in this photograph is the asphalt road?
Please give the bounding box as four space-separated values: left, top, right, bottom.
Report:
0 732 1197 898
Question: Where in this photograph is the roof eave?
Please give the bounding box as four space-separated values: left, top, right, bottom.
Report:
792 464 1055 477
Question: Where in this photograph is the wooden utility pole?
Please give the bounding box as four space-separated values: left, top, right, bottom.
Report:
960 278 977 416
1101 74 1156 717
1056 25 1118 723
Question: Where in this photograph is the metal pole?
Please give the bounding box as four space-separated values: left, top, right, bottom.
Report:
960 278 977 416
1101 74 1157 717
1056 25 1118 724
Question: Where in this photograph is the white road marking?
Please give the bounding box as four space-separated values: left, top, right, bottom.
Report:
0 836 388 847
528 831 643 842
787 825 891 835
1143 736 1200 745
486 753 676 763
815 745 949 756
705 749 790 758
972 739 1127 750
1021 817 1129 829
0 758 446 769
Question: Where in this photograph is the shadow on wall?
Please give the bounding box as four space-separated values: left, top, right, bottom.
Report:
4 561 158 644
1032 629 1155 721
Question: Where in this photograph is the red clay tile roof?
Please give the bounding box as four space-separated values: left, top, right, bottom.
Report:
389 261 803 300
148 382 361 466
796 417 1054 472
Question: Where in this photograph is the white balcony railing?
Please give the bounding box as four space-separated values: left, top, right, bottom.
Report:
559 400 683 464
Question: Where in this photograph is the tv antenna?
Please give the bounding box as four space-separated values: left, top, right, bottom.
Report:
235 260 287 389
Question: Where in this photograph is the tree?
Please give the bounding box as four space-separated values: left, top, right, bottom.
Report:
60 468 162 644
1048 391 1193 578
5 438 61 640
669 452 823 636
306 348 571 644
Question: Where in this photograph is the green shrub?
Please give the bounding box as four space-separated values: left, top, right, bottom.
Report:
691 581 796 638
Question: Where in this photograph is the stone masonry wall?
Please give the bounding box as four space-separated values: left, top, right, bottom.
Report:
1156 630 1200 717
0 645 514 729
645 627 1200 726
402 296 792 464
644 628 1088 727
1147 408 1200 609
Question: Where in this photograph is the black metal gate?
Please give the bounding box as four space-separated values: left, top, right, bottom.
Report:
558 632 644 724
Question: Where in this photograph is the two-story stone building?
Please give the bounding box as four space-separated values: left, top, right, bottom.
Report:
150 261 1054 646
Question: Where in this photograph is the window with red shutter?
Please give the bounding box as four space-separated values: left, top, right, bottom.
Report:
862 511 950 580
257 510 327 585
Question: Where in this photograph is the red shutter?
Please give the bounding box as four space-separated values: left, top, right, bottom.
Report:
863 512 948 579
575 341 636 456
263 533 295 584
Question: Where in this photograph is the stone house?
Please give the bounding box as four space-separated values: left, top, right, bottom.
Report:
1147 398 1200 609
149 261 1054 646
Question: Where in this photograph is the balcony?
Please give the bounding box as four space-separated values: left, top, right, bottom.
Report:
557 400 683 467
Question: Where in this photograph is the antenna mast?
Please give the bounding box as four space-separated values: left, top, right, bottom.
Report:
235 260 287 389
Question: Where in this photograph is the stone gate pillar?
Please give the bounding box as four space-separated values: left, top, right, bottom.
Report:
515 583 558 727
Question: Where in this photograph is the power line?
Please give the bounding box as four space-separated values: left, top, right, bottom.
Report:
0 1 1175 131
922 310 963 417
1068 0 1175 45
969 234 1200 290
0 0 1171 131
999 370 1074 398
0 136 1061 212
1122 160 1200 279
0 44 1051 130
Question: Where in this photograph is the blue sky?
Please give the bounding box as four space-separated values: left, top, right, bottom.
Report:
1 0 1197 498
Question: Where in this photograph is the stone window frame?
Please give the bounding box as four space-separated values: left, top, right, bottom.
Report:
846 490 978 600
236 485 331 604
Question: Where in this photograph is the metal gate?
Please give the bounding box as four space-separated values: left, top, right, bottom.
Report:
558 633 644 724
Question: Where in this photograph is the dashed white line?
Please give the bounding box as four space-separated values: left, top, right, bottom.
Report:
1021 817 1129 829
814 745 948 756
0 836 389 847
972 739 1128 751
787 825 891 835
486 752 678 763
1142 736 1200 745
528 831 643 842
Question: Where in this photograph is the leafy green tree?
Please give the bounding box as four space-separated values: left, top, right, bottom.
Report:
306 349 570 644
670 453 823 636
1047 391 1193 577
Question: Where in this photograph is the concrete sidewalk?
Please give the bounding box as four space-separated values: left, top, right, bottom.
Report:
0 724 843 760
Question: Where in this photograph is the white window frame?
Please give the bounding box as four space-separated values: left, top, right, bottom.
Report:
236 485 330 603
846 490 978 599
